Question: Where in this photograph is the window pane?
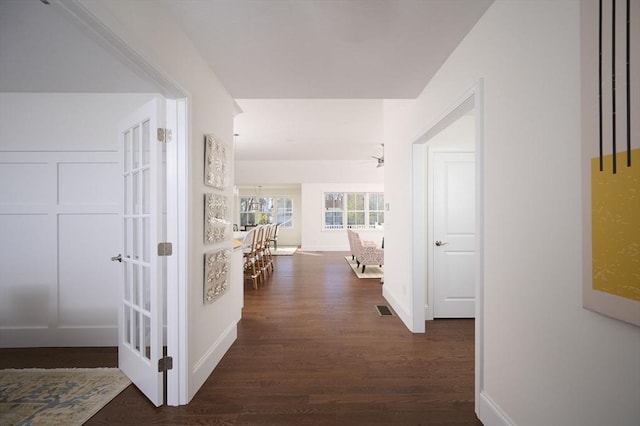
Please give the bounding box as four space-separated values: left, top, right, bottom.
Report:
142 119 150 166
369 212 384 226
124 307 131 345
325 212 343 228
324 193 344 229
132 171 140 214
325 193 343 210
369 193 383 210
277 209 292 227
142 169 150 214
133 125 140 170
240 198 251 212
143 315 151 360
347 211 365 227
258 197 270 213
347 193 364 210
275 197 293 227
241 212 255 226
256 211 271 225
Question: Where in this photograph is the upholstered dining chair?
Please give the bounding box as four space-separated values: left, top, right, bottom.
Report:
242 228 261 289
268 223 280 251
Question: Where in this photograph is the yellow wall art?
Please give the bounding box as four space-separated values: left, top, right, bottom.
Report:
591 149 640 302
581 0 639 326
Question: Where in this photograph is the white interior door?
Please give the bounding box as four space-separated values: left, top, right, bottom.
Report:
115 98 164 406
433 152 476 318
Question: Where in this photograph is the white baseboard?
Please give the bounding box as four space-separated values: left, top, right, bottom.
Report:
382 287 412 331
478 390 514 426
189 322 237 402
0 326 117 347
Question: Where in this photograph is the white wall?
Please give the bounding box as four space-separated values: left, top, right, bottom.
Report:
384 1 640 425
0 92 156 347
0 93 156 151
301 183 384 251
79 0 239 403
235 159 384 185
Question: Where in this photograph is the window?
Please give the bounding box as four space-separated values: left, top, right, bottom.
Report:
347 193 365 228
323 192 384 230
324 193 343 230
274 197 293 227
240 196 293 228
368 192 384 227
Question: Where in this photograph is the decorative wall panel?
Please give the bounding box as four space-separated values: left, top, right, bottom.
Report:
58 163 119 205
0 162 50 204
204 249 230 303
204 194 230 244
204 134 229 190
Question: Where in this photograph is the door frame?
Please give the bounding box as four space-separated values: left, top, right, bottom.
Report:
165 98 189 406
411 80 484 413
56 0 190 406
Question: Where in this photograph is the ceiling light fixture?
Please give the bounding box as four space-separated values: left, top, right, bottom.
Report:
371 143 384 168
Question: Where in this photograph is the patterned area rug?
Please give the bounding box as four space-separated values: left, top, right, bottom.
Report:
344 256 384 279
0 368 131 425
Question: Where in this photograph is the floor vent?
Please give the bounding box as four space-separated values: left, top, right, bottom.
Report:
375 305 394 316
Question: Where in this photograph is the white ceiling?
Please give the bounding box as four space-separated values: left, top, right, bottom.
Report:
164 0 493 99
234 99 384 161
0 0 493 162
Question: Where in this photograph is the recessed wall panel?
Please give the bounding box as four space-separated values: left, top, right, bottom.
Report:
0 214 52 327
0 163 49 205
58 163 120 205
444 252 475 299
446 161 475 234
58 214 120 327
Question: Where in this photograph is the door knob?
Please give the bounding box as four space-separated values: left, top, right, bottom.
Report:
435 241 448 247
111 253 122 262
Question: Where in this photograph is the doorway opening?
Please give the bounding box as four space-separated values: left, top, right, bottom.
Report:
411 80 484 412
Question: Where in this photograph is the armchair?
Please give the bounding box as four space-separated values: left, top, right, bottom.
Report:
351 230 384 273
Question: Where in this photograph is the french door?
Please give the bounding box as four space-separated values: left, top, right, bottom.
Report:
115 98 165 406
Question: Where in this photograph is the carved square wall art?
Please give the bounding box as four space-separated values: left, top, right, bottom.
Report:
204 194 230 244
204 134 229 190
204 249 230 304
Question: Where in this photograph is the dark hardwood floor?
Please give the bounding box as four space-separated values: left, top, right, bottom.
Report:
0 251 480 425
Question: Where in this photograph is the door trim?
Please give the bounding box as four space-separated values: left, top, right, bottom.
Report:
165 98 189 406
410 80 484 414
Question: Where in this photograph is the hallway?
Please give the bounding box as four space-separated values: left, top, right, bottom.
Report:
1 251 479 425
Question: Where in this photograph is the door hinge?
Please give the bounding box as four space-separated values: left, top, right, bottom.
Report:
158 356 173 372
157 128 172 143
157 242 173 256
